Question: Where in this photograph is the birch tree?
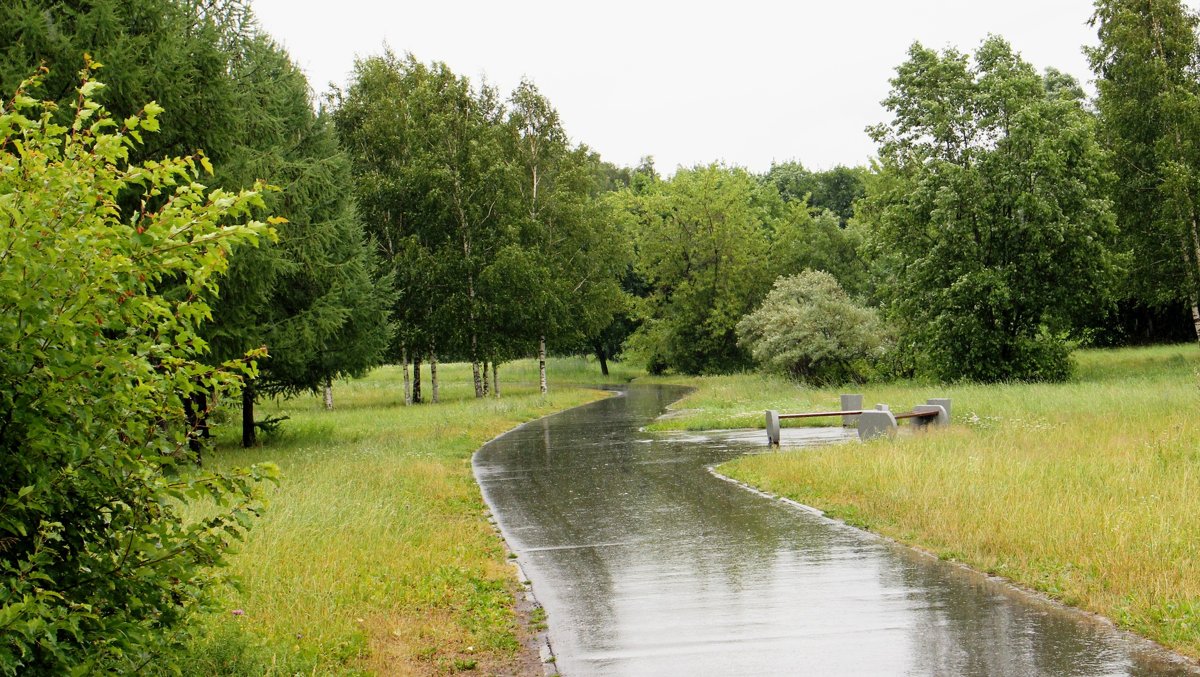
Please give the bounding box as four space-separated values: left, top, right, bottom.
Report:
337 53 513 399
1090 0 1200 343
505 82 629 391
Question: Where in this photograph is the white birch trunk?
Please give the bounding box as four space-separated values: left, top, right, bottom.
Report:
471 355 483 398
402 347 411 406
1192 302 1200 344
323 376 333 411
538 335 548 394
430 351 439 404
1180 202 1200 344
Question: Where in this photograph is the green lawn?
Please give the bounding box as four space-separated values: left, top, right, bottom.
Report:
177 357 634 675
646 345 1200 659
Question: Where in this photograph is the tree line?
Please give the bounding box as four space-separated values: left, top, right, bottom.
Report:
612 1 1200 383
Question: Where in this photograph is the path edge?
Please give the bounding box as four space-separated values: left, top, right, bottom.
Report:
707 465 1200 674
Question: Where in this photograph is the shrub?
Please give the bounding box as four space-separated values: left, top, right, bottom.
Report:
0 64 276 673
736 271 883 384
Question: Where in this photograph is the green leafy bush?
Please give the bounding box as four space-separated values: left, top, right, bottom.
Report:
0 64 277 673
736 271 883 384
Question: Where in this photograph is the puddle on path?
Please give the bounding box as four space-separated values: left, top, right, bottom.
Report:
474 386 1195 676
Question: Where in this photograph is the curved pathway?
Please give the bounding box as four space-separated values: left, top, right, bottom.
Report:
474 385 1194 676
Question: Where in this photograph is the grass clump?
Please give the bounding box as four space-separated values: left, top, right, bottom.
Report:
659 344 1200 658
178 357 624 675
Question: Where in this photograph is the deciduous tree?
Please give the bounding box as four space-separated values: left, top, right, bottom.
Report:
863 38 1116 382
622 165 776 374
0 68 275 673
1089 0 1200 343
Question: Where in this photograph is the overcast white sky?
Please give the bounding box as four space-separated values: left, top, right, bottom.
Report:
248 1 1197 174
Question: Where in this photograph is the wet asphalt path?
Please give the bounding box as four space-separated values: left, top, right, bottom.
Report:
473 385 1194 676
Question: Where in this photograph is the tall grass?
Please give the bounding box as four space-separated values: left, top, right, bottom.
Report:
653 345 1200 658
177 357 628 675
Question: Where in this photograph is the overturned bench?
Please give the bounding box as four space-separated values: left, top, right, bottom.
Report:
766 396 951 444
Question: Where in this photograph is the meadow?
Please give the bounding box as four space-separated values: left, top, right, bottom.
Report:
177 358 635 675
647 345 1200 658
177 344 1200 672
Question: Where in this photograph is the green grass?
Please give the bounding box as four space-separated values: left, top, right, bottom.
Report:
178 356 630 675
648 344 1200 658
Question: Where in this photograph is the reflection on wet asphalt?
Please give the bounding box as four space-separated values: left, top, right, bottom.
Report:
473 386 1196 676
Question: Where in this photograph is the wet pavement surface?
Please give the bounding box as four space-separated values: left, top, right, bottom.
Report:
474 386 1196 676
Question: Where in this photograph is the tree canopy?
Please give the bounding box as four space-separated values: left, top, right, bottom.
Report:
334 53 628 393
861 37 1116 382
1090 0 1200 344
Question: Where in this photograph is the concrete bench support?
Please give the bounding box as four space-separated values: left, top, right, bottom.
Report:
911 404 948 430
840 394 863 427
926 398 952 421
857 409 898 440
766 410 781 446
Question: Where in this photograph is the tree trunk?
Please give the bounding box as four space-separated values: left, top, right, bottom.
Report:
413 355 423 404
538 335 548 394
196 391 211 439
482 361 490 396
324 376 334 410
1186 216 1200 345
1178 235 1200 345
1191 301 1200 344
430 351 439 404
492 361 499 398
402 346 412 406
595 343 609 376
182 392 202 462
241 384 256 448
456 185 484 399
471 356 483 398
465 260 483 398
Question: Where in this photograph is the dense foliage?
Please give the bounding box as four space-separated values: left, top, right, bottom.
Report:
201 35 393 443
1090 0 1200 344
763 162 867 226
333 52 627 394
861 37 1117 382
2 0 394 446
0 0 245 167
618 164 865 375
0 69 276 673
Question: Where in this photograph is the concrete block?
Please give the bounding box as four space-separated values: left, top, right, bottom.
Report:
926 398 952 421
840 394 863 427
766 410 780 446
912 404 948 429
857 409 897 441
875 403 889 411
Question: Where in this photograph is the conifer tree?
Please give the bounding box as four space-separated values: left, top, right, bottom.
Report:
204 36 393 445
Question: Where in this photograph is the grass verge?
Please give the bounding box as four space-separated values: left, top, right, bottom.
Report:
177 357 633 675
642 345 1200 659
